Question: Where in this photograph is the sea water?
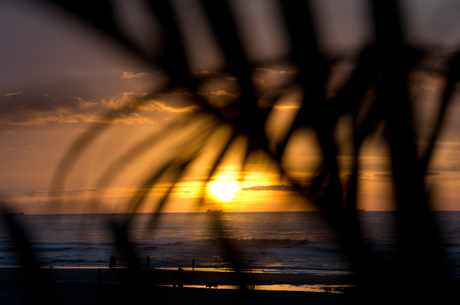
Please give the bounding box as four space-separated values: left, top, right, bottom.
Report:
0 212 459 277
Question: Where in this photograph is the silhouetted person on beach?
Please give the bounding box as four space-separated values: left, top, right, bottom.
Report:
97 268 103 284
178 267 184 288
172 270 177 288
146 256 150 269
192 259 195 270
109 255 117 269
250 273 255 290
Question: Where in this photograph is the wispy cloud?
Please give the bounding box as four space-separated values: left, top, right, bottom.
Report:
4 92 22 97
374 171 440 180
101 92 144 109
241 184 292 191
374 173 393 179
23 188 100 198
48 188 99 197
209 90 240 98
122 71 153 79
254 67 297 74
0 93 105 125
23 190 43 197
0 92 197 126
154 102 198 113
102 92 198 117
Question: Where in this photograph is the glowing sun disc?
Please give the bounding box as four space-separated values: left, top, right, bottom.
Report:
209 180 238 202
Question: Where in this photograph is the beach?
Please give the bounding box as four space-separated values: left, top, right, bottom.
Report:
1 267 458 305
2 212 459 304
0 267 350 305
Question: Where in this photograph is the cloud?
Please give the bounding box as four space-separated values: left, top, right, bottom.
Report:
36 199 103 214
102 92 197 113
0 92 195 126
122 71 153 79
48 188 99 197
198 90 241 108
23 190 43 197
210 90 240 98
110 113 155 125
374 171 440 180
4 92 22 97
194 70 215 75
23 189 99 198
153 102 198 113
99 92 198 125
241 184 292 191
101 92 143 109
78 101 100 109
374 173 393 179
0 93 106 125
254 67 297 74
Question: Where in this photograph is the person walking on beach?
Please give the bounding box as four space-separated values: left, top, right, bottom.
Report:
172 270 177 288
192 259 195 271
250 273 255 290
146 256 150 269
109 254 117 269
97 268 103 284
178 267 184 288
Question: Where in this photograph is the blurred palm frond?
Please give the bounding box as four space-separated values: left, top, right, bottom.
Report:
3 0 460 303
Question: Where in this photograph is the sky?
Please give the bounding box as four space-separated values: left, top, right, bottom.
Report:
1 0 460 214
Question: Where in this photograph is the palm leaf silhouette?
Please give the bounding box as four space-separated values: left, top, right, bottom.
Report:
3 0 458 303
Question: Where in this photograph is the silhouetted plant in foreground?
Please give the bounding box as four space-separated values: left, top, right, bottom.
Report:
2 0 460 304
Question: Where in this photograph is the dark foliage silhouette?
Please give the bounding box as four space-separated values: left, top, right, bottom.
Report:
1 0 460 304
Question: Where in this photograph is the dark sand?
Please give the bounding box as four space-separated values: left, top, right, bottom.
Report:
0 268 351 305
2 267 459 305
0 281 348 305
0 267 352 286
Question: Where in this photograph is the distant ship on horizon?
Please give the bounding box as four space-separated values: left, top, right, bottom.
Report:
317 208 365 212
8 211 24 215
206 209 223 213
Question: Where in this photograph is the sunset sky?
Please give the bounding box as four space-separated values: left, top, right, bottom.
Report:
1 0 460 214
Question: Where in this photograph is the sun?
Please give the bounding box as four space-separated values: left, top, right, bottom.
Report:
209 180 239 202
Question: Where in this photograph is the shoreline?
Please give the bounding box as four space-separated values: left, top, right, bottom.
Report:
0 265 352 276
0 267 353 293
0 282 347 305
2 267 458 305
0 267 351 305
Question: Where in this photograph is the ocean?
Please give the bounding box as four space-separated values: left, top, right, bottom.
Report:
0 212 459 276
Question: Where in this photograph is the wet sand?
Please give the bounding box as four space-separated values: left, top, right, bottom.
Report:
0 281 349 305
0 267 352 286
2 267 457 305
0 267 351 305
